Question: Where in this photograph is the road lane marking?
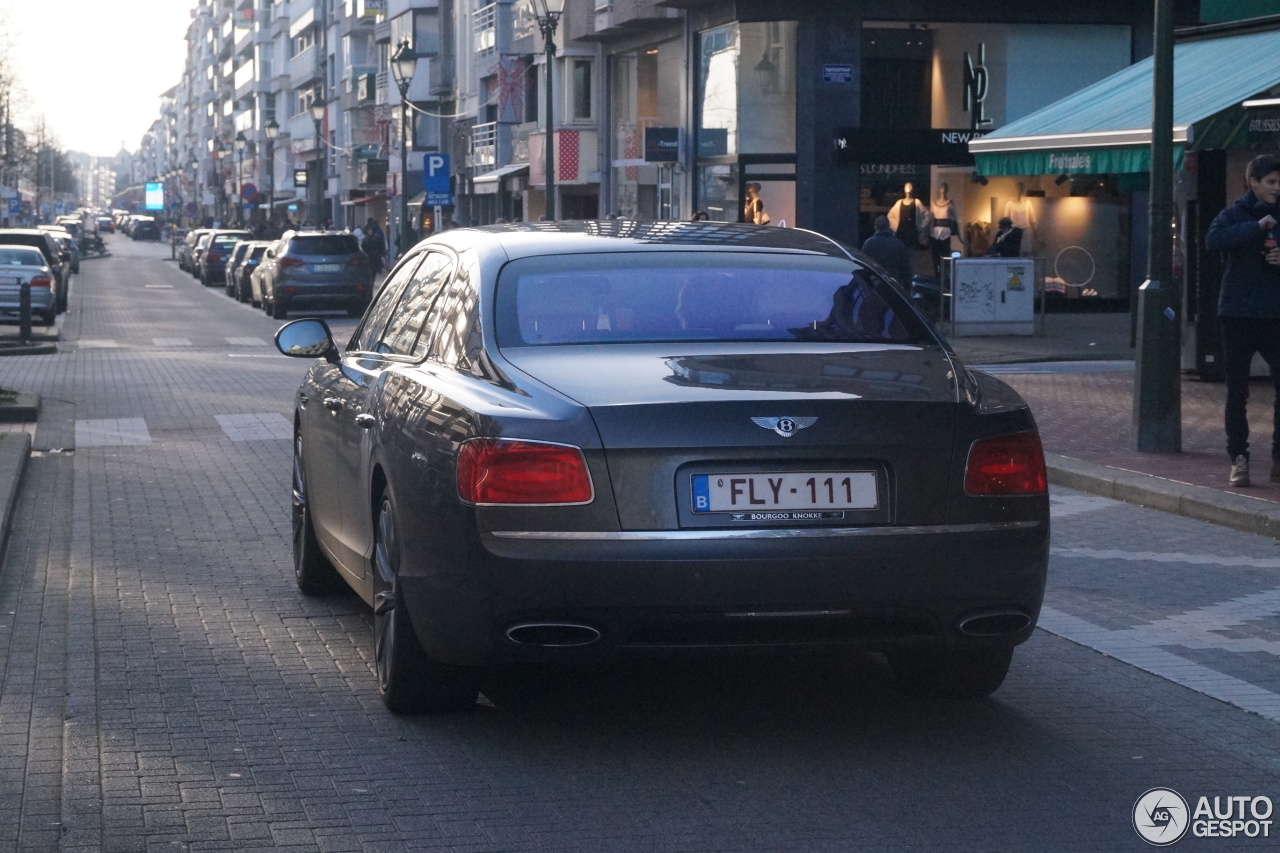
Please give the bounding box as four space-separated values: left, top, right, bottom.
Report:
1052 547 1280 569
1038 607 1280 722
225 337 269 346
76 340 120 349
215 413 291 442
74 418 152 446
152 338 192 346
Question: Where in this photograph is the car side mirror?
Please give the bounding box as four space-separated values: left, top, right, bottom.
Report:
275 318 339 363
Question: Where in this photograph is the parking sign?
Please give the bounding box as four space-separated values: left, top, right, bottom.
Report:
424 153 453 207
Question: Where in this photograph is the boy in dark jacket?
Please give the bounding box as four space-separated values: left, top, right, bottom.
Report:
860 215 912 286
1205 153 1280 486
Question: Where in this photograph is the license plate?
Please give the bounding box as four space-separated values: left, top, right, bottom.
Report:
312 263 341 272
691 471 878 513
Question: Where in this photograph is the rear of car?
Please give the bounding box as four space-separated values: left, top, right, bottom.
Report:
0 246 56 324
131 217 160 241
264 232 372 318
0 229 69 314
200 230 251 286
97 216 114 233
235 243 270 303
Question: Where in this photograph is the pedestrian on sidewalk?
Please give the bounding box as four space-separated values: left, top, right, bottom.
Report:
860 215 911 286
1205 152 1280 487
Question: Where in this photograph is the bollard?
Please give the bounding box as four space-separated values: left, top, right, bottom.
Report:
18 279 31 342
171 234 177 261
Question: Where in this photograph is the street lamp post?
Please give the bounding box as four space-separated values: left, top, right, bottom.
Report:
234 132 247 226
533 0 565 221
390 40 419 256
264 119 279 228
309 100 326 226
190 158 199 226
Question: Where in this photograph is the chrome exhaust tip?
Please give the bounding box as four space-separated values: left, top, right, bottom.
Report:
956 610 1031 638
505 622 603 648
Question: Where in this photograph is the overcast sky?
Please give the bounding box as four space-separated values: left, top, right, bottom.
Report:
3 1 194 157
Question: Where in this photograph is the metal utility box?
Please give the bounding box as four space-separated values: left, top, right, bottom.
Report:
945 257 1043 336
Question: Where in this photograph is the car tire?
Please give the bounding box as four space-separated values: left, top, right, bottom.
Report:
292 433 343 595
271 298 287 320
346 302 364 318
888 646 1014 700
373 491 479 714
39 311 55 326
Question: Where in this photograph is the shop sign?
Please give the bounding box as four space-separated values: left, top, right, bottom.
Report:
698 129 729 158
1247 108 1280 141
823 64 854 84
963 44 992 131
833 128 983 165
294 169 308 187
644 127 681 162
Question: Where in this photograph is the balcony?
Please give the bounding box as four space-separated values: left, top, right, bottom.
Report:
289 44 321 89
470 122 497 172
473 4 496 56
288 113 320 152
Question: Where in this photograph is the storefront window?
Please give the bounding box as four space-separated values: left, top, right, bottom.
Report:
610 38 683 219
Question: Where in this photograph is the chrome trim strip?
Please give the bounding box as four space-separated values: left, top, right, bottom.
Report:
488 520 1042 541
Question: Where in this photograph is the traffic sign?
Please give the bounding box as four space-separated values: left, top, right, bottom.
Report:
240 183 258 201
6 198 18 215
423 153 453 206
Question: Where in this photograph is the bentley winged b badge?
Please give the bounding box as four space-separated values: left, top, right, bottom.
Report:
751 416 817 437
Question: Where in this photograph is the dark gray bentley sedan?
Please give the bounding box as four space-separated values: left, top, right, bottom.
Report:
275 221 1049 713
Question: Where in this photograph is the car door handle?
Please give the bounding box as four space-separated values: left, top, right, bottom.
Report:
354 414 375 429
323 397 343 412
298 393 308 410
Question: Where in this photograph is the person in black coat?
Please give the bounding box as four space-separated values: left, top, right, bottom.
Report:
860 215 911 286
1205 153 1280 486
985 217 1024 257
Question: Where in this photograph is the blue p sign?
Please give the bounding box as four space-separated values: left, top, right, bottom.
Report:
424 153 450 193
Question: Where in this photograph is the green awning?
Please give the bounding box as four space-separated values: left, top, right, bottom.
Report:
975 145 1185 176
970 28 1280 175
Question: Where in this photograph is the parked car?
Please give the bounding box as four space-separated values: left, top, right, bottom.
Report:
197 230 251 287
38 226 79 274
249 241 278 307
230 241 271 304
97 215 115 234
179 228 212 272
0 245 57 325
259 231 372 319
273 221 1050 713
0 228 69 314
130 216 161 241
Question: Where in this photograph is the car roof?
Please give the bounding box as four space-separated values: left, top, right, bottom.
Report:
0 245 47 260
422 220 853 262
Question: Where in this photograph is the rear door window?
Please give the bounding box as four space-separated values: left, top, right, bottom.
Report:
347 253 426 353
376 252 454 358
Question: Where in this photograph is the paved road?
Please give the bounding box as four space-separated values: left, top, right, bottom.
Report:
0 236 1278 852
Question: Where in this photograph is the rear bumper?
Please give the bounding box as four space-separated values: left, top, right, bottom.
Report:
399 520 1049 666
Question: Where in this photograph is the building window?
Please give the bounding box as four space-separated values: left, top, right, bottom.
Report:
391 9 440 56
569 59 592 122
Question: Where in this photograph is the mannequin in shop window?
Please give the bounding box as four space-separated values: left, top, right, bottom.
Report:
887 182 927 250
1003 182 1039 253
744 182 770 225
929 182 963 274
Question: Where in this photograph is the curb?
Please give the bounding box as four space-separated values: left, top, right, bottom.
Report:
1046 452 1280 539
0 431 30 557
0 391 40 423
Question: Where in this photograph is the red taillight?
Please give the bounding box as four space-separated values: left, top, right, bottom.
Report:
30 275 52 289
964 431 1047 496
207 251 223 262
279 257 304 268
347 254 367 265
457 439 594 505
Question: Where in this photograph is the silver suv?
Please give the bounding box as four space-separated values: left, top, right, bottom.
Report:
259 231 374 319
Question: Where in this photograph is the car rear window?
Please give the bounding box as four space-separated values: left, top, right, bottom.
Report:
287 235 358 255
494 252 931 347
212 237 243 248
0 247 46 266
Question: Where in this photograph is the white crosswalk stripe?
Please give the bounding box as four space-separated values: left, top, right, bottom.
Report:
75 418 152 446
215 412 292 441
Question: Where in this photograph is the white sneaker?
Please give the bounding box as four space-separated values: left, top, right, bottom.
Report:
1230 455 1250 487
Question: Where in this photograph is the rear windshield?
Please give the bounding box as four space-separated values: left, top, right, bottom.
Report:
0 247 46 266
287 235 358 255
494 252 931 347
212 236 243 248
